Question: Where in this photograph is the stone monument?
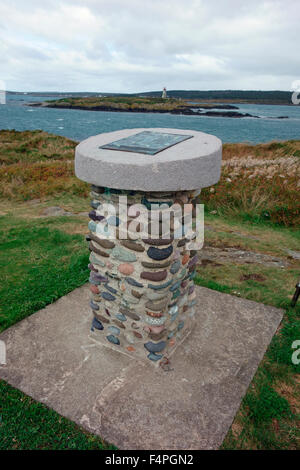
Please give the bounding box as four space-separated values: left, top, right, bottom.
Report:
75 128 222 365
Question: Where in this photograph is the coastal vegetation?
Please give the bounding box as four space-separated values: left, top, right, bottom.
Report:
0 130 299 449
33 96 260 117
41 96 185 112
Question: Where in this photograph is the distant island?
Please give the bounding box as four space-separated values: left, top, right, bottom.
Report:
29 94 293 119
31 96 257 118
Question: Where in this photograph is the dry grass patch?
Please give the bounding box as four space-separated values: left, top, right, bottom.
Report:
0 129 76 165
201 140 300 227
274 379 300 415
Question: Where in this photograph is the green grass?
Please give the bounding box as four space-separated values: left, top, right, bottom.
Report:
0 216 89 331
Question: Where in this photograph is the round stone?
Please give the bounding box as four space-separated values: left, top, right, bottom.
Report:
140 270 168 282
91 317 103 331
148 279 172 290
182 253 190 265
170 260 181 274
89 210 105 222
90 272 108 283
92 237 115 249
145 299 168 311
188 255 198 268
121 240 145 252
115 314 127 322
94 313 110 324
131 289 143 299
119 307 140 321
90 200 100 209
101 292 116 301
88 263 98 272
169 280 181 292
90 242 109 258
144 341 167 353
90 253 106 267
105 284 118 295
147 352 163 362
118 263 134 275
133 331 143 339
169 305 179 315
108 326 120 335
106 335 120 345
147 245 173 261
143 238 173 246
90 300 100 310
111 246 137 262
113 319 126 329
90 285 99 294
144 316 166 326
125 277 144 288
141 260 172 269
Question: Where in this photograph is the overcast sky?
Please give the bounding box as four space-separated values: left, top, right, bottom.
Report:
1 0 299 92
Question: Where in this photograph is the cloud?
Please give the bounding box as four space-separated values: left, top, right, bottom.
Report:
0 0 299 91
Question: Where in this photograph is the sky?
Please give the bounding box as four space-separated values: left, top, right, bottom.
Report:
0 0 299 93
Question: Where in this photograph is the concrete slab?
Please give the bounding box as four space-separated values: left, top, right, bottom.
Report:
0 285 283 450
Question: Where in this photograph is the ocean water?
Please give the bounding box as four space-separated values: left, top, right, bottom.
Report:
0 93 299 143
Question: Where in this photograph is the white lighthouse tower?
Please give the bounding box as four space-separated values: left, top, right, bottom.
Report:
162 87 167 99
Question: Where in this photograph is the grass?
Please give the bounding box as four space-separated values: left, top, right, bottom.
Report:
44 95 184 112
201 140 300 227
0 130 299 450
0 129 76 165
0 216 89 331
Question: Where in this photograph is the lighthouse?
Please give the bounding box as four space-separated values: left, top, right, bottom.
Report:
162 87 167 99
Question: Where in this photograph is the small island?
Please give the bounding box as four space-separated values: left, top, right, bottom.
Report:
30 96 261 118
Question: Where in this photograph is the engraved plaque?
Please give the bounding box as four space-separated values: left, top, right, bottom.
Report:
100 131 193 155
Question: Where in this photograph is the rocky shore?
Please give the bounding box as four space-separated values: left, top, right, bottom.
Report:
30 100 263 118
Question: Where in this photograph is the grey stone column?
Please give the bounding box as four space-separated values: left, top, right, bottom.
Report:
75 128 222 365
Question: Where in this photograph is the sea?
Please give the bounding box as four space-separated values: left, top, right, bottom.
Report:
0 93 300 143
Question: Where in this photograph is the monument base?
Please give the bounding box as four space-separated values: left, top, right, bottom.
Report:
0 284 283 450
